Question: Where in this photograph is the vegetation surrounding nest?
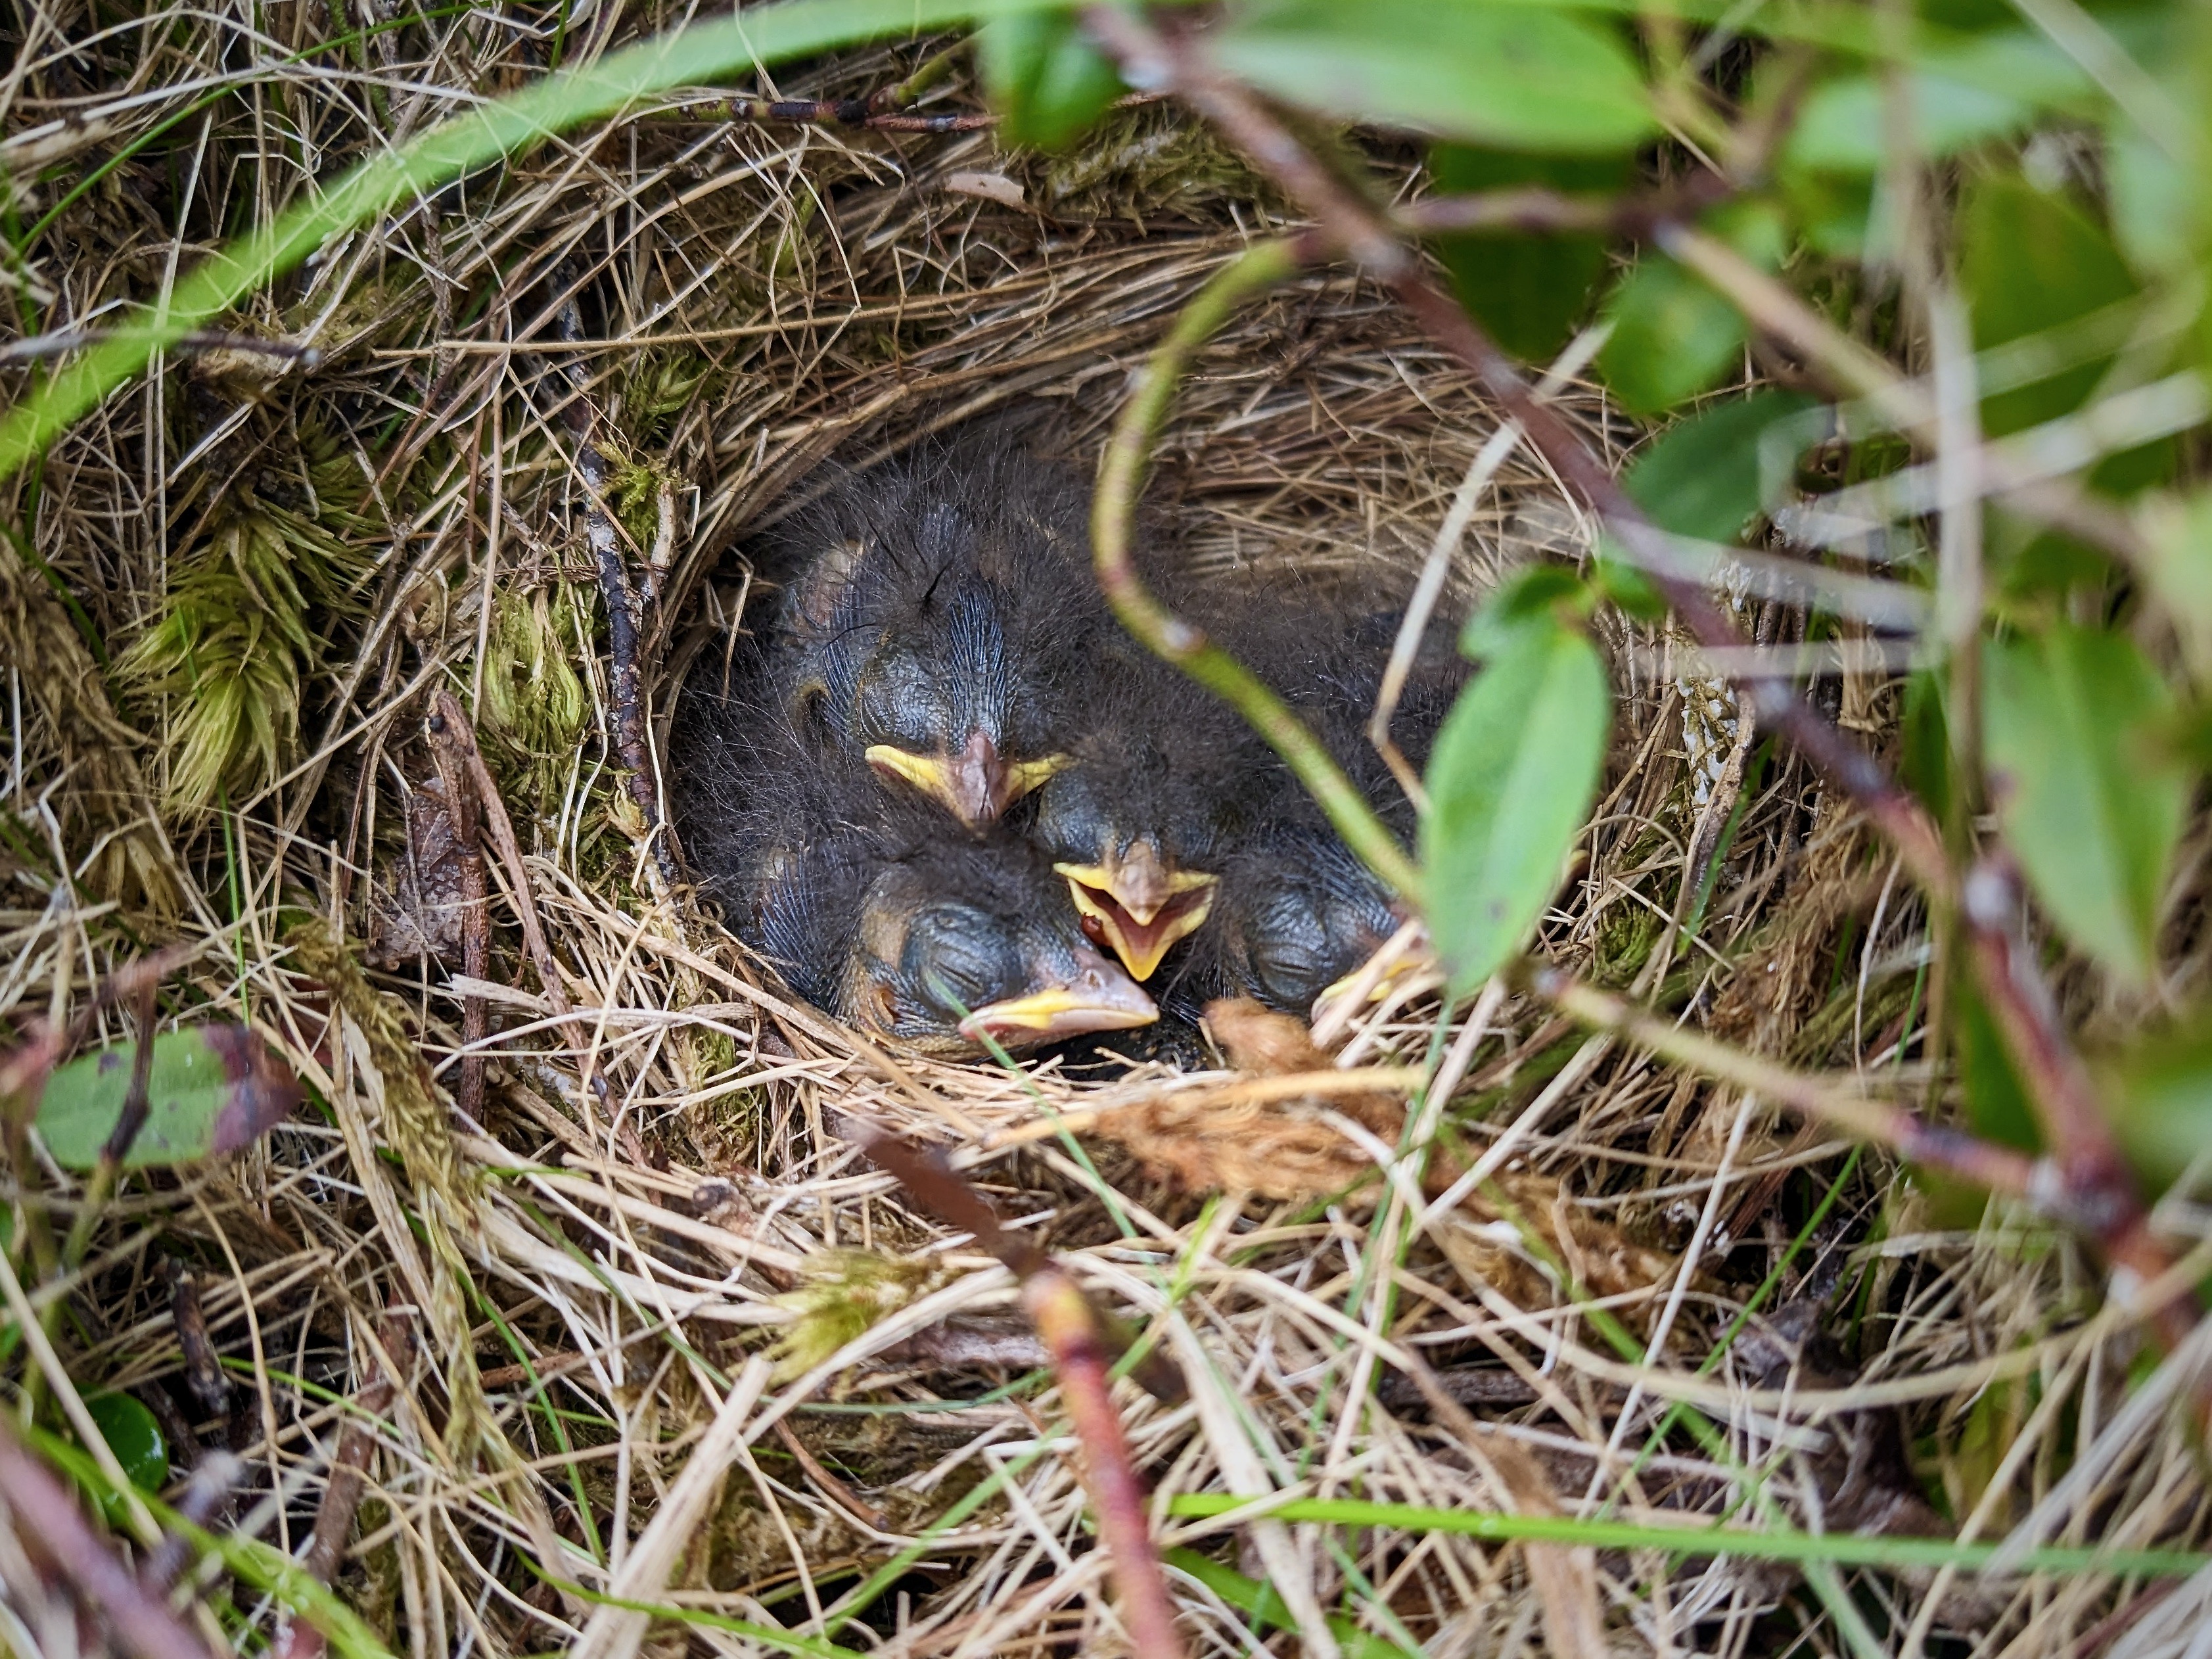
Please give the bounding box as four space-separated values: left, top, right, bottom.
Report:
2 3 2210 1658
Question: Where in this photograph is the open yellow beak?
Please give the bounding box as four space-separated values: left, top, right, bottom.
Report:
866 734 1068 830
956 949 1157 1048
1054 843 1220 982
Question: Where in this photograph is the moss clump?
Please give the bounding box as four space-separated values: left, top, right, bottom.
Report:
768 1250 946 1382
119 498 370 814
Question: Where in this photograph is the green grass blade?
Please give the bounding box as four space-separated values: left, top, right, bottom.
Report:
0 0 1060 483
1163 1493 2209 1577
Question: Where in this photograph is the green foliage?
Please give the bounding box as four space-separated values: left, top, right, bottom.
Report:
976 12 1124 150
1622 388 1823 543
35 1027 302 1168
2109 1022 2212 1189
767 1250 943 1381
78 1395 168 1525
1429 143 1630 360
1423 599 1611 996
481 584 593 806
1599 257 1745 417
1213 0 1654 154
1960 175 2142 440
1983 624 2192 987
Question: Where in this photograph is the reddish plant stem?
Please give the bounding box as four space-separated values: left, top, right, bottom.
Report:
1530 967 2047 1202
859 1131 1187 1659
1083 3 2184 1344
1021 1267 1187 1659
0 1413 217 1659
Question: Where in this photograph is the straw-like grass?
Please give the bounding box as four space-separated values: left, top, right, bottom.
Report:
4 8 2209 1658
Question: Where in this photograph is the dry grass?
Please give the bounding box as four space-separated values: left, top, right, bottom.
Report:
3 7 2210 1658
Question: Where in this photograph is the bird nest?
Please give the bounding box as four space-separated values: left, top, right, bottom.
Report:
4 17 2202 1659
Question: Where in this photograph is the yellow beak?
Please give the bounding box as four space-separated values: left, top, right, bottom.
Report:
957 949 1158 1048
1054 843 1220 982
866 734 1068 830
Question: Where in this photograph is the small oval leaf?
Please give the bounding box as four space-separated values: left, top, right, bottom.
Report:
1623 388 1823 544
77 1393 170 1524
974 12 1125 151
1215 0 1655 155
1421 617 1611 996
1597 257 1746 417
35 1027 302 1169
1983 623 2190 987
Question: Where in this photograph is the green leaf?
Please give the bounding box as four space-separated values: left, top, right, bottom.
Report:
35 1027 302 1169
1956 983 2040 1152
1784 32 2097 174
974 13 1124 151
1622 388 1823 544
1598 257 1745 416
1163 1550 1418 1659
1982 624 2190 987
1429 144 1630 361
2105 118 2194 278
1459 565 1591 659
1421 617 1611 994
2109 1021 2212 1190
1214 0 1655 154
79 1393 169 1525
1960 175 2140 438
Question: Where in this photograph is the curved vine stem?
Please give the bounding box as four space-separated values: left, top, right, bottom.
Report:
1090 235 1423 902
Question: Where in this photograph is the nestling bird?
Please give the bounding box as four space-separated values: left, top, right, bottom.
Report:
674 657 1155 1056
838 835 1159 1056
1029 644 1259 982
762 438 1107 830
1207 825 1407 1016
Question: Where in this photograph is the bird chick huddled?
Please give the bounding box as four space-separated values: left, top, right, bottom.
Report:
674 426 1457 1060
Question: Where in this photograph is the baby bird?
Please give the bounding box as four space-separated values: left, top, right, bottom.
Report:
1209 827 1406 1016
839 836 1159 1056
1030 645 1257 982
674 655 1154 1056
764 438 1105 831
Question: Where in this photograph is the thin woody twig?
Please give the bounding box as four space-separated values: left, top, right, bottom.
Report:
1527 967 2048 1205
273 1309 413 1659
551 281 681 890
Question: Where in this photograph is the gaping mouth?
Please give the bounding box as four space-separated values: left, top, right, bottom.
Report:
956 948 1158 1047
1053 846 1219 981
866 732 1067 830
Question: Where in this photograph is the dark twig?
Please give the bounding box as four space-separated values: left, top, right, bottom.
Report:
167 1263 229 1422
551 281 681 889
0 330 319 366
58 977 161 1269
0 1412 218 1659
425 690 618 1118
273 1309 412 1659
1082 3 2189 1355
137 1452 242 1597
860 1131 1187 1659
721 95 994 132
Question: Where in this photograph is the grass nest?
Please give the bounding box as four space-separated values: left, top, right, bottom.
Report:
3 10 2208 1658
